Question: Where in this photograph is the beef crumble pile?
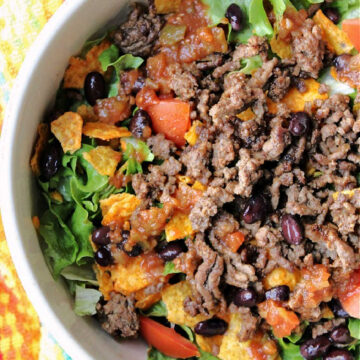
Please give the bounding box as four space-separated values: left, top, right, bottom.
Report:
33 0 360 359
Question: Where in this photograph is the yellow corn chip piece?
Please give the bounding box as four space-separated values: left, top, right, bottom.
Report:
165 212 195 242
218 313 253 360
313 10 354 55
83 146 121 176
177 175 194 185
51 112 83 154
184 120 203 146
196 335 224 355
332 188 359 201
77 104 98 123
135 287 163 310
192 181 207 192
83 122 131 140
270 35 292 60
263 267 300 291
63 40 110 88
30 123 50 176
237 108 256 121
100 193 141 226
267 79 328 114
162 281 210 327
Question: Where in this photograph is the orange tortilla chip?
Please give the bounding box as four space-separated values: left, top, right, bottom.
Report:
267 79 328 114
165 212 195 242
50 112 83 153
77 104 98 123
100 193 141 226
83 122 131 140
313 10 354 55
63 40 110 88
236 108 256 121
30 123 50 175
83 146 121 176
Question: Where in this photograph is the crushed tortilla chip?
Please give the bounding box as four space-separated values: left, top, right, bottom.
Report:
177 175 193 185
50 112 83 153
135 286 163 310
270 35 292 60
332 188 359 201
184 120 203 146
154 0 181 14
267 79 328 114
236 108 256 121
94 266 114 301
30 123 50 176
192 181 206 192
83 122 131 140
162 281 210 327
77 104 98 123
100 193 141 226
32 216 40 230
313 10 354 55
63 40 110 88
83 146 121 176
196 335 224 354
218 313 253 360
165 212 195 242
263 267 300 291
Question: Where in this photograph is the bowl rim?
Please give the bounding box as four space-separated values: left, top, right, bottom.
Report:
0 1 96 359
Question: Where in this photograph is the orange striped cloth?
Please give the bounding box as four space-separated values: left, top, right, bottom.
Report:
0 1 71 359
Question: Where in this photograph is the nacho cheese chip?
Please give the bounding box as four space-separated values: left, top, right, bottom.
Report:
267 79 328 114
184 120 202 146
218 313 252 360
162 281 210 327
63 40 110 88
30 123 50 175
100 193 141 226
165 212 195 242
83 146 121 176
83 122 131 140
50 112 83 153
313 10 354 55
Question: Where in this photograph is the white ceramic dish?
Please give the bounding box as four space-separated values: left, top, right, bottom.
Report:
0 1 147 359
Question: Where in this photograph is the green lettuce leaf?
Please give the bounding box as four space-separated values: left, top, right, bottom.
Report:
99 45 144 97
269 0 294 17
249 0 274 37
329 0 360 22
142 301 168 317
163 261 182 275
290 0 323 10
240 55 263 74
199 348 221 360
60 264 98 286
349 318 360 340
148 348 176 360
74 285 102 316
277 338 303 360
122 137 155 163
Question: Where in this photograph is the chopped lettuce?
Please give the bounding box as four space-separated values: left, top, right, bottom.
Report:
142 301 168 317
270 0 294 17
329 0 360 22
290 0 323 10
60 264 98 286
349 318 360 340
74 285 102 316
163 261 182 275
99 45 144 97
249 0 274 37
277 338 303 360
240 55 263 74
148 348 176 360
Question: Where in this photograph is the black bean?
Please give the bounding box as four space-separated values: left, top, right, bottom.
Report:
324 349 354 360
329 325 353 344
323 7 340 24
328 299 350 318
125 243 143 257
157 240 187 262
92 226 111 246
289 112 311 136
118 230 143 257
129 109 152 139
84 71 106 105
39 141 62 181
240 244 258 264
225 4 243 31
194 317 228 337
234 288 258 307
281 214 304 245
95 247 113 267
300 335 331 360
132 76 145 94
224 195 244 218
333 54 352 72
242 194 270 224
265 285 290 301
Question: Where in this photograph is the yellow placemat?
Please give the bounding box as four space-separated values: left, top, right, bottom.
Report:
0 1 71 359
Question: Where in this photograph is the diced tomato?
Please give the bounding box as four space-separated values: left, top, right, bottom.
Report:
139 316 200 359
223 231 245 253
258 300 300 338
342 18 360 52
338 269 360 319
147 99 191 146
174 183 203 213
94 96 131 124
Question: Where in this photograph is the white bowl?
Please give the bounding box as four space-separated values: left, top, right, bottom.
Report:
0 1 147 359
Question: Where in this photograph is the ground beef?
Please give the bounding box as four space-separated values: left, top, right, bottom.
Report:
290 18 325 78
267 67 291 102
311 318 346 339
147 134 176 160
113 3 163 57
96 292 139 338
167 63 198 101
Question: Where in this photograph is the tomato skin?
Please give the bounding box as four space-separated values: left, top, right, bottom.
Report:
147 99 191 147
342 19 360 52
338 269 360 319
139 316 200 359
223 231 245 253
